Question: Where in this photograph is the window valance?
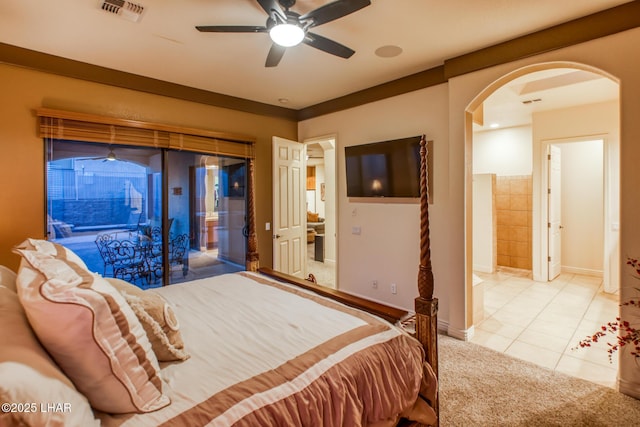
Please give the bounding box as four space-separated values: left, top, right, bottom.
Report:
168 134 253 159
36 108 255 159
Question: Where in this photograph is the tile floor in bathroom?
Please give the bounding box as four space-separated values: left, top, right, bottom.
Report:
471 267 619 388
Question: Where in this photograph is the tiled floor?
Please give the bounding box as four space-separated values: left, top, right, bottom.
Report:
471 267 619 389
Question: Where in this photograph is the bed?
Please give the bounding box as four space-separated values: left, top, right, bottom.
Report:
0 137 439 426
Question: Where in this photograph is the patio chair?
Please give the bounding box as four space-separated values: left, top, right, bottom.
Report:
106 238 151 285
95 231 152 286
168 233 189 277
143 226 189 281
95 232 117 277
146 231 189 280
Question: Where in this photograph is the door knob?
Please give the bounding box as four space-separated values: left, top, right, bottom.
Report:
273 234 282 239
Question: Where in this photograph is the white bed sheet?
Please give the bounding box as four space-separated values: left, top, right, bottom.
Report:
97 272 425 426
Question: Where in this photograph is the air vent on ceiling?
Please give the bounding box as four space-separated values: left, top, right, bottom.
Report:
521 98 542 105
101 0 145 23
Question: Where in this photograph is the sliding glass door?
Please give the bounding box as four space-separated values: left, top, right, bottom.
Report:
46 139 247 288
166 151 247 284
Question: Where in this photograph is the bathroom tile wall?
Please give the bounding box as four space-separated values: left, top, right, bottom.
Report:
496 175 532 269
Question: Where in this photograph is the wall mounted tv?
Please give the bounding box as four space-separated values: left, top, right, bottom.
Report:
345 135 422 198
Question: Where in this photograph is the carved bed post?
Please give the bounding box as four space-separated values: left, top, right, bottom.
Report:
245 155 259 272
414 135 439 425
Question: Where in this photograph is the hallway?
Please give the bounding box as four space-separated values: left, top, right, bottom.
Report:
471 268 619 388
306 242 336 288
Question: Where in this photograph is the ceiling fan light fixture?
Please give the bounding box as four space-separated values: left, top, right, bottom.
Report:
269 23 304 47
106 150 117 161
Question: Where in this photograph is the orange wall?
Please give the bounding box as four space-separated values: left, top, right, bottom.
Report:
0 63 297 270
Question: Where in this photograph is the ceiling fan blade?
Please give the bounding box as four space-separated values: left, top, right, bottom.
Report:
257 0 286 22
265 43 286 67
300 0 371 27
196 25 268 33
304 32 354 59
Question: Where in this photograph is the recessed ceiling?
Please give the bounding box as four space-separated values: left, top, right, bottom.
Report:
0 0 632 110
475 68 619 131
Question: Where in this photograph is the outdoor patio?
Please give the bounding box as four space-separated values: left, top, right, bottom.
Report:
55 231 243 289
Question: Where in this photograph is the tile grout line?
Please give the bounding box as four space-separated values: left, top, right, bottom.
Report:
479 269 618 387
551 275 601 371
503 273 571 358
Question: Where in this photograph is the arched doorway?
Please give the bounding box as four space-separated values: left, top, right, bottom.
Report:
465 62 621 387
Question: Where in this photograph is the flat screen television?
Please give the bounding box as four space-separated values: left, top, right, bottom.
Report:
221 162 246 198
345 136 421 198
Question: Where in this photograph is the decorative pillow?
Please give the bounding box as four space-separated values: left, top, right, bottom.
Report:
107 278 190 362
0 265 17 292
13 243 170 414
307 211 319 222
0 285 99 426
19 237 89 270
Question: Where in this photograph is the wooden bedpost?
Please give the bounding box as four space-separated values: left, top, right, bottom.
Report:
245 156 259 272
414 135 439 426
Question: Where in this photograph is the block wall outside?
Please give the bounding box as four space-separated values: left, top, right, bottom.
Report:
496 175 532 270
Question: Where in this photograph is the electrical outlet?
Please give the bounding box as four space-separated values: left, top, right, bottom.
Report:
372 280 378 289
390 283 397 294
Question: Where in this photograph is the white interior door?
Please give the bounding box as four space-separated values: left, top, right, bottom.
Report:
272 137 305 278
548 144 562 280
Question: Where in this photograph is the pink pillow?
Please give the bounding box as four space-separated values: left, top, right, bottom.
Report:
13 241 170 414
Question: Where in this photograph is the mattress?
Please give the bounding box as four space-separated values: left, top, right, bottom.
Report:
97 271 435 426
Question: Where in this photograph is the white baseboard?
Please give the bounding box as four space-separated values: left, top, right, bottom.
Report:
408 315 474 342
446 323 474 341
437 319 449 334
473 264 494 273
562 266 603 277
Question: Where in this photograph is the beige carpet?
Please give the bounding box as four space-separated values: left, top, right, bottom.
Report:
438 334 640 426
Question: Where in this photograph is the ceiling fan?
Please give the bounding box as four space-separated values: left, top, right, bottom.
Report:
196 0 371 67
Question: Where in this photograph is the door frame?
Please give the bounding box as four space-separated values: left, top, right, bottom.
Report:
536 135 616 291
303 135 338 287
466 62 621 333
547 144 562 281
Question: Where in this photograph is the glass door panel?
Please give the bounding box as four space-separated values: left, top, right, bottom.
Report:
46 140 164 287
166 152 246 284
46 140 247 288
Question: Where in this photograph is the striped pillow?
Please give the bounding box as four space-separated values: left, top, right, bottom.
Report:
13 241 170 414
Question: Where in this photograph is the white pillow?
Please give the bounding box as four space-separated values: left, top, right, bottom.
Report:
0 265 17 292
0 362 100 427
20 237 89 270
0 285 99 426
13 243 170 414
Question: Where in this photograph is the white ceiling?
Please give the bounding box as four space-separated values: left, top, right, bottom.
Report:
477 68 620 131
0 0 626 117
